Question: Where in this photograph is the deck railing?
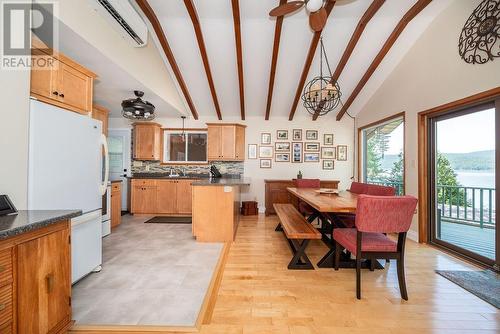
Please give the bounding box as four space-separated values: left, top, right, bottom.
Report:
366 180 495 229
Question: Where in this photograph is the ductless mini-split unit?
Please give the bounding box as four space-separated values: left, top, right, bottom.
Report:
90 0 148 47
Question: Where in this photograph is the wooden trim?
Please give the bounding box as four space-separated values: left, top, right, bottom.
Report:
162 128 207 131
288 0 336 121
417 87 500 244
30 94 89 115
132 122 162 127
205 123 247 128
265 0 287 121
336 0 431 121
70 243 231 333
313 0 385 121
200 243 231 325
231 0 245 120
136 0 199 120
184 0 222 120
357 112 405 190
92 104 109 114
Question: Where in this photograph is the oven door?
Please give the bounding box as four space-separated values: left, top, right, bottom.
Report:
102 185 111 221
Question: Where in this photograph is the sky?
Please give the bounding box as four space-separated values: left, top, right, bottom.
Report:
436 108 495 153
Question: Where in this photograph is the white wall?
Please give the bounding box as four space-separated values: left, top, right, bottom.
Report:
355 0 500 236
110 114 355 211
0 49 30 208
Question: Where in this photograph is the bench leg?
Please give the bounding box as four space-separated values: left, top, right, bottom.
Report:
288 239 314 270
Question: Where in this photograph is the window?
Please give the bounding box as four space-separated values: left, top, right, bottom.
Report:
359 114 405 195
163 131 207 163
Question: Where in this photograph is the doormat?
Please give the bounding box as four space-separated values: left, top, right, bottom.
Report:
435 270 499 309
144 216 192 224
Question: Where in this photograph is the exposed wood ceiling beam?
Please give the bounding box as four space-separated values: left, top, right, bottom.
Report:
336 0 431 121
184 0 223 120
265 0 287 121
231 0 245 120
312 0 385 121
288 0 336 121
136 0 199 120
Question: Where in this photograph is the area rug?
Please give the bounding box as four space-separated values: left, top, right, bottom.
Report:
144 216 192 224
435 270 500 308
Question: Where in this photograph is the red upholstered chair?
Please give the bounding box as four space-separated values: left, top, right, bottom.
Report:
349 181 368 194
295 179 321 217
365 184 396 196
333 195 418 300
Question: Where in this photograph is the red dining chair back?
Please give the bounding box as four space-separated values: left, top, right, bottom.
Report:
365 184 396 196
333 195 418 300
349 181 367 194
295 179 321 189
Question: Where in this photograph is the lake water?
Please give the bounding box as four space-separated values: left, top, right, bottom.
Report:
455 170 495 188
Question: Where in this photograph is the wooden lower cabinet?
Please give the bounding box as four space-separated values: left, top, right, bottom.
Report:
131 179 198 215
111 182 122 228
264 179 340 215
0 220 71 334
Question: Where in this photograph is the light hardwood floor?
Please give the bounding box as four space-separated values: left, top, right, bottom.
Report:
198 214 499 334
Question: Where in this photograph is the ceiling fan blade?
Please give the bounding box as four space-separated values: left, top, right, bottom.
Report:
269 1 305 17
309 7 327 32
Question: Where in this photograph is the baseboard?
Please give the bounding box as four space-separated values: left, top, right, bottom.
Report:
407 229 418 242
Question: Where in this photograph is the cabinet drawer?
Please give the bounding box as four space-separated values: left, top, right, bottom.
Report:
132 179 157 187
0 250 12 286
0 285 13 327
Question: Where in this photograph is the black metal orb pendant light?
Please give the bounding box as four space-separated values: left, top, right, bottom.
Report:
122 90 156 120
458 0 500 64
301 37 342 117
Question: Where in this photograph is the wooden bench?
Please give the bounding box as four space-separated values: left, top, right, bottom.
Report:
274 204 322 269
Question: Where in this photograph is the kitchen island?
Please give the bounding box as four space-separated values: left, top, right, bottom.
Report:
192 178 250 242
0 210 81 333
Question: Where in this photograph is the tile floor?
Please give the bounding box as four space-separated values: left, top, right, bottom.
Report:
72 214 223 326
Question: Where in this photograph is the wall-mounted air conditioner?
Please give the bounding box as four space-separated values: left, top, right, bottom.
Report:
90 0 148 47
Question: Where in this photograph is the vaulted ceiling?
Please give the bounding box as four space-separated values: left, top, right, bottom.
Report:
135 0 452 120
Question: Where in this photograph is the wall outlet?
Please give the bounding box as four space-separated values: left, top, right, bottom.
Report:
145 164 150 171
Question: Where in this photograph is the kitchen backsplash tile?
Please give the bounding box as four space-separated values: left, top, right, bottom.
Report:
131 160 244 176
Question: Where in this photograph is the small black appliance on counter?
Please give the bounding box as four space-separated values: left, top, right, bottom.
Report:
210 165 222 178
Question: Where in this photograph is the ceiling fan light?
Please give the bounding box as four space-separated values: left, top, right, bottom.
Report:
306 0 323 13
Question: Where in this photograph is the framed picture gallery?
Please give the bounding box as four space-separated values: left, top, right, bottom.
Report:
304 152 320 162
260 159 272 168
323 134 334 146
275 142 291 152
305 130 318 140
292 129 302 141
337 145 348 161
304 142 320 152
323 160 334 170
276 130 288 140
292 142 303 163
259 146 273 158
261 133 271 145
275 153 290 162
248 144 257 159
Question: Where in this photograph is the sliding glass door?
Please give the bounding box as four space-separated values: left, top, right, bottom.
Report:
429 101 498 267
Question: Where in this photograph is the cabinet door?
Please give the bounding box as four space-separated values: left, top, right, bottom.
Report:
92 106 109 136
235 126 245 161
111 185 121 228
153 126 162 161
17 228 71 334
30 50 58 100
134 125 160 160
132 186 157 213
221 126 236 160
157 180 177 214
176 180 194 214
207 126 222 160
57 63 92 114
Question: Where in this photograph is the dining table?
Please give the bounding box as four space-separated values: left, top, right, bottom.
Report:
287 187 384 269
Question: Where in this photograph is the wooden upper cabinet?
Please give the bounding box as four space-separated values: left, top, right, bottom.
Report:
91 105 109 136
17 227 71 334
133 123 163 161
207 124 246 161
30 38 96 115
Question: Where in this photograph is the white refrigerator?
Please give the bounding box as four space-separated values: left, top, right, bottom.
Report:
28 100 109 283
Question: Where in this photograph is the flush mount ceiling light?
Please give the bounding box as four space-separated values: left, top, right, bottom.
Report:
121 90 155 120
301 37 342 118
458 0 500 64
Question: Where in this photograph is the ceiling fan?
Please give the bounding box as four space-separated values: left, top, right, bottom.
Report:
269 0 328 32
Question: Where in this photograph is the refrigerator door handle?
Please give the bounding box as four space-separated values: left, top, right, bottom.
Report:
99 134 109 196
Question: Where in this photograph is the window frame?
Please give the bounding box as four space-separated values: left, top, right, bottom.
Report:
357 112 406 194
161 128 208 165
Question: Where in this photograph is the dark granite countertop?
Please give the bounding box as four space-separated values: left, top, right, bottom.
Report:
110 179 123 183
0 210 82 240
129 173 209 180
192 177 251 186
